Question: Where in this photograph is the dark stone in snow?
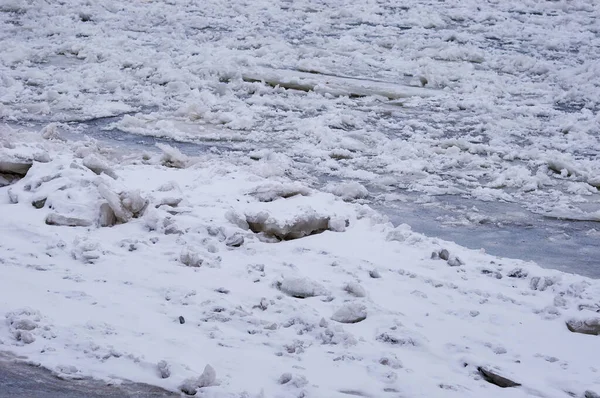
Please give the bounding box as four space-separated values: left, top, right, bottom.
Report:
585 390 600 398
477 367 521 388
178 316 185 324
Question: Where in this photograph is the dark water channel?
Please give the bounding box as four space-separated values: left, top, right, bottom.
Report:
0 353 177 398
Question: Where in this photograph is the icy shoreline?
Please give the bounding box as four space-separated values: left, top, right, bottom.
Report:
1 0 599 395
1 130 599 397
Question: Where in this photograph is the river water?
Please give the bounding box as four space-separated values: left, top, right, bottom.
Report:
0 353 177 398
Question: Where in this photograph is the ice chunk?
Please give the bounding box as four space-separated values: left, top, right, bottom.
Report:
331 303 367 324
246 209 330 240
344 282 367 297
45 213 93 227
249 182 311 202
157 360 170 379
179 364 217 395
83 155 117 179
98 183 131 222
279 276 327 298
225 209 250 230
0 159 32 176
156 143 189 169
325 181 368 201
180 247 204 268
97 184 147 223
98 203 117 227
566 318 600 336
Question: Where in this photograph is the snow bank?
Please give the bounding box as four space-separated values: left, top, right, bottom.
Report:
1 0 600 396
1 136 599 398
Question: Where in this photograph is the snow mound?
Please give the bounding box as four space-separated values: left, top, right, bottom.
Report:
331 303 367 324
325 182 369 201
279 276 328 298
0 140 51 187
246 209 331 240
241 192 351 240
156 143 190 169
566 318 600 336
179 364 217 395
5 308 53 346
248 182 311 202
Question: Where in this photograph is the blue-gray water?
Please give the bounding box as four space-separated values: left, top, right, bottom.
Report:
0 353 177 398
375 195 599 278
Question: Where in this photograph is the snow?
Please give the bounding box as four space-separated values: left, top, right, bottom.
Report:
1 0 600 396
1 129 599 398
331 303 368 324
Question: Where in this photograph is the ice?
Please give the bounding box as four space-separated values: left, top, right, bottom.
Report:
45 212 93 227
238 68 439 99
325 181 369 202
343 282 367 298
1 137 600 396
279 276 327 299
179 364 217 395
82 155 118 179
331 303 367 324
156 143 190 169
1 0 600 397
248 182 311 202
246 209 331 240
565 318 600 336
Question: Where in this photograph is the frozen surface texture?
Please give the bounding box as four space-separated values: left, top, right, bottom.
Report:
1 0 600 397
0 130 599 398
1 0 599 222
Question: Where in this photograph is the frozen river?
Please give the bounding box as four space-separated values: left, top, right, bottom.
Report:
1 1 600 395
2 0 598 276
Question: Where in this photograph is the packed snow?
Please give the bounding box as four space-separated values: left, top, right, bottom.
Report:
1 127 599 398
1 0 600 397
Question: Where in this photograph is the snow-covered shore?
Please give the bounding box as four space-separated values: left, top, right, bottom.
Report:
1 0 600 396
1 129 599 397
